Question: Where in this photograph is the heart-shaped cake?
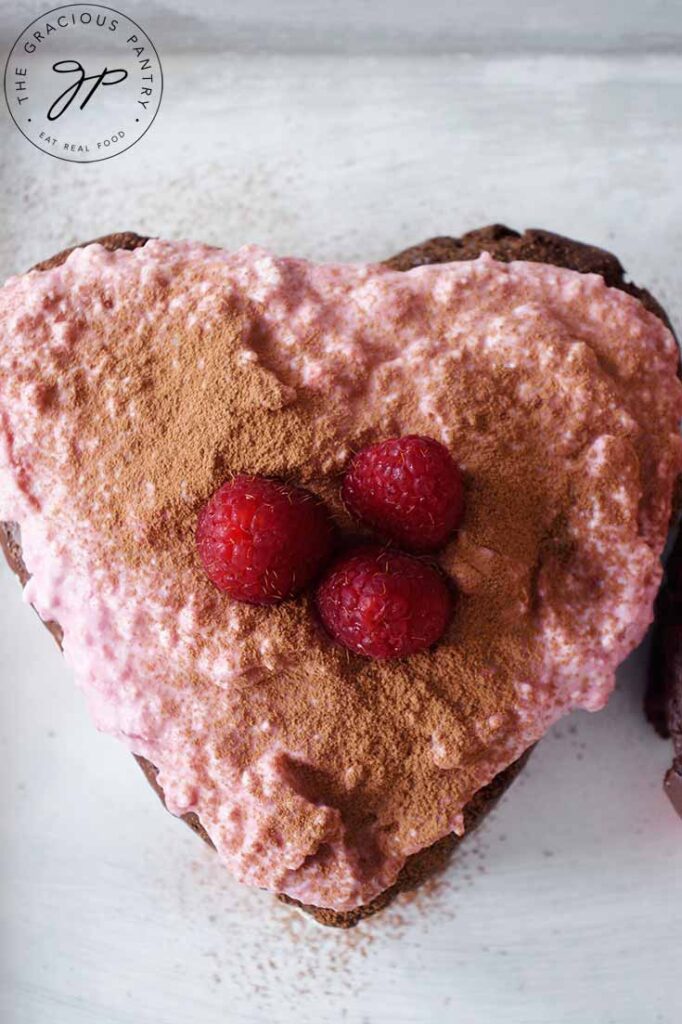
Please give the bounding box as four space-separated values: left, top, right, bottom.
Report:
1 225 680 927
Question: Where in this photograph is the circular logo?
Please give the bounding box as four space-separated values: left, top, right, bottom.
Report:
4 4 163 163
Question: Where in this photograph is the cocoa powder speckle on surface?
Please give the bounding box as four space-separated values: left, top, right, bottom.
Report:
1 233 680 916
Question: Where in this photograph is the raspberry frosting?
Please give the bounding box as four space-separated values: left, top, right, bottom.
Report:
0 240 680 911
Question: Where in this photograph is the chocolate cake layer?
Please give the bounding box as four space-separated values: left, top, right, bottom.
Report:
646 529 682 814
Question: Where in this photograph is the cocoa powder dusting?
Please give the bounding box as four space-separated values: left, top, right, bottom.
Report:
15 240 669 905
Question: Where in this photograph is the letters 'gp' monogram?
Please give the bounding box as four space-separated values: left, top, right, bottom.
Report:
47 60 129 121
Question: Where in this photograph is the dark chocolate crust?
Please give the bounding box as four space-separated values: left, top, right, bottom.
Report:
646 529 682 814
0 224 673 926
385 224 674 332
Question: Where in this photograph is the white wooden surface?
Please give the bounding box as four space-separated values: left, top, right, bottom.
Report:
1 5 682 1021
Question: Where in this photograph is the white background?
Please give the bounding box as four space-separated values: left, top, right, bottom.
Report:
1 2 681 1022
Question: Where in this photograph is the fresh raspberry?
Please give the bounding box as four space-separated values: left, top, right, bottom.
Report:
196 475 335 605
315 546 452 658
342 435 464 552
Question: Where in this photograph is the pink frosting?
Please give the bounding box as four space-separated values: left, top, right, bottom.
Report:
0 240 680 911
